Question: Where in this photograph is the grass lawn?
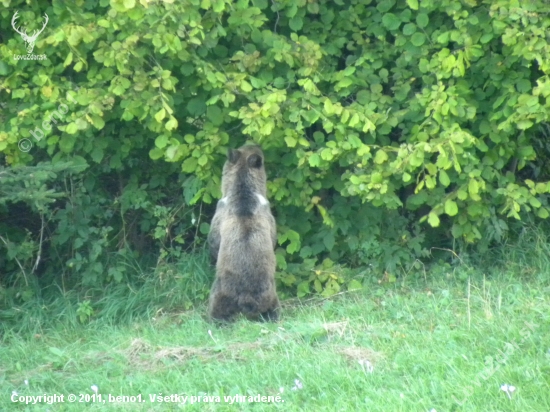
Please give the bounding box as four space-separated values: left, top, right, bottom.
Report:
2 253 550 411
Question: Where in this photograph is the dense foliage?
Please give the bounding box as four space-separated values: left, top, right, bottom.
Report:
1 0 550 299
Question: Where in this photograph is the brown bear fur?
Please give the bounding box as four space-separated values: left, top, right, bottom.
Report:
207 144 279 322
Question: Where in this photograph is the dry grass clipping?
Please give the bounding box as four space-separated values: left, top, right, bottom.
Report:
338 346 384 372
124 338 262 369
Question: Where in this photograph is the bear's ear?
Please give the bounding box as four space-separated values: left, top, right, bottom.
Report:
227 149 241 163
247 153 263 169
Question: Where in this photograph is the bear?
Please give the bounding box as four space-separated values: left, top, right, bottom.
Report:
207 144 280 322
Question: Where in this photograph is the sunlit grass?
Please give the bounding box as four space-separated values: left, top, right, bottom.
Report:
2 230 550 411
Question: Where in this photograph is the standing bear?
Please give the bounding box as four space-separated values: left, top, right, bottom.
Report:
207 144 280 322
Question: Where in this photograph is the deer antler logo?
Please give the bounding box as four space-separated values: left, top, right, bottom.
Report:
11 11 49 54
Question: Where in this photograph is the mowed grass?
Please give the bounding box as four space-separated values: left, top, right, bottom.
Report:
2 250 550 411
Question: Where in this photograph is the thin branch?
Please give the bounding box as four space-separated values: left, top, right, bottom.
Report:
0 235 29 286
32 212 45 274
271 0 280 34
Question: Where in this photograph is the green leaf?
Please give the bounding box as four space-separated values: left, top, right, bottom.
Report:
416 13 429 28
64 52 74 67
149 147 164 160
529 197 541 208
313 131 325 144
347 279 363 291
323 232 335 251
97 19 110 28
356 90 369 105
406 0 419 10
479 120 491 134
516 119 533 130
65 123 78 134
155 135 169 149
469 179 479 195
451 224 463 238
89 115 105 130
377 0 396 13
165 116 178 131
324 98 334 115
12 89 25 99
154 108 166 123
382 13 401 31
418 58 429 73
374 150 388 164
212 0 225 12
273 77 285 88
0 61 9 76
187 97 206 116
411 32 426 46
437 31 450 44
336 77 353 90
289 16 303 31
516 79 531 93
457 189 468 200
445 199 458 216
480 33 493 44
349 113 360 128
321 279 340 297
297 281 309 297
439 170 450 187
182 157 198 172
90 147 104 163
403 23 416 36
249 75 264 88
59 135 76 152
240 80 253 92
309 153 321 167
285 135 297 147
198 154 208 166
428 212 440 227
206 105 223 126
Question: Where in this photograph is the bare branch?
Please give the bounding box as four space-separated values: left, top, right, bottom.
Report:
0 235 29 286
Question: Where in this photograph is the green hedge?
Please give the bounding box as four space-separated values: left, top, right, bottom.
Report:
1 0 549 297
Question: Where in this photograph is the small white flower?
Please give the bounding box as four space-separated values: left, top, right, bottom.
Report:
291 379 303 391
91 385 98 394
279 387 284 393
501 383 516 399
12 391 18 397
429 409 437 412
24 379 28 386
358 359 374 373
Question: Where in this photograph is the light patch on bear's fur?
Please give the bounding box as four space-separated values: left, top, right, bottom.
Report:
255 193 268 205
220 197 228 204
